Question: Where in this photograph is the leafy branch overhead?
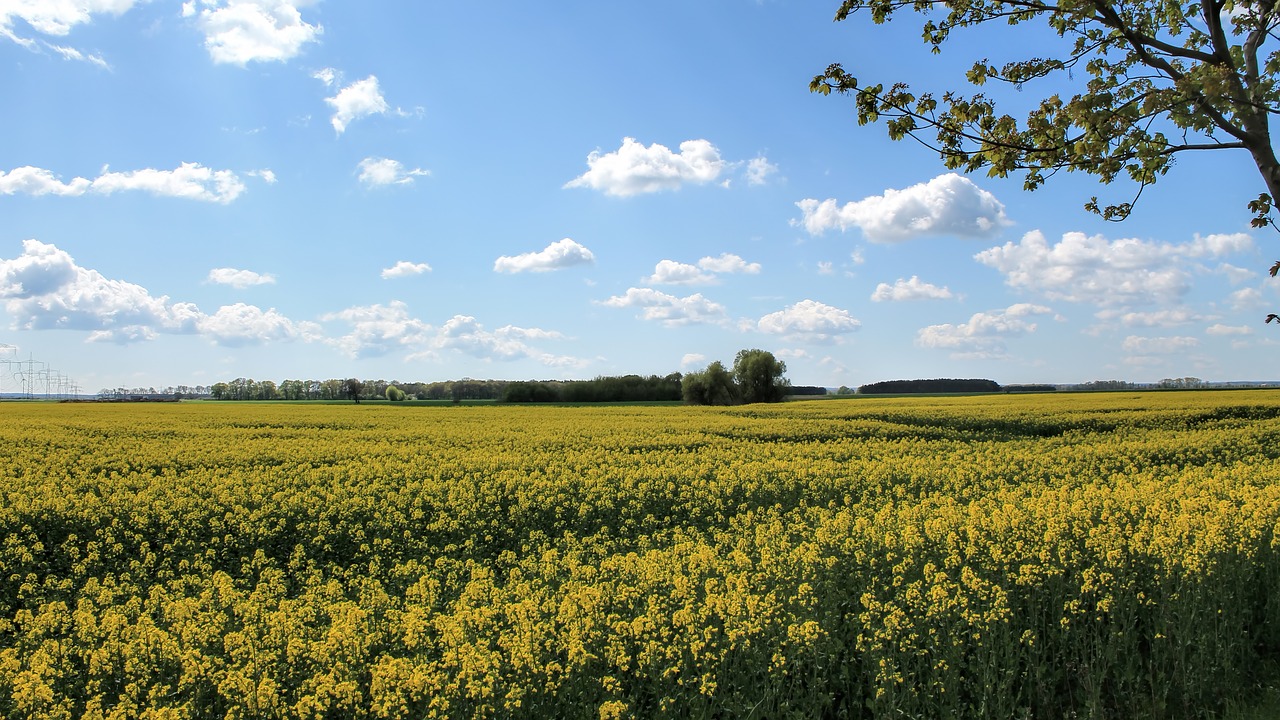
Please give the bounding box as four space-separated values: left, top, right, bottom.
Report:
811 0 1280 224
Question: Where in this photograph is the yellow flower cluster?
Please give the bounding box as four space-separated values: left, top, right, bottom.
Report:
1 391 1279 718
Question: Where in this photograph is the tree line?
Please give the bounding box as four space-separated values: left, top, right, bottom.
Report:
858 378 1003 395
195 350 798 405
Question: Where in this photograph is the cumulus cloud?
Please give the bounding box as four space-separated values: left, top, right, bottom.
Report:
190 0 322 65
323 75 388 134
321 302 432 358
976 230 1254 308
647 253 761 285
381 261 432 279
434 315 581 366
564 137 726 196
916 303 1053 359
1093 308 1205 328
646 260 716 286
870 276 954 302
312 66 336 86
0 240 299 346
1206 323 1253 336
1 0 138 57
1121 335 1200 354
599 288 727 326
681 353 706 367
207 268 276 288
314 303 580 366
795 173 1010 241
698 253 761 275
1230 287 1264 309
198 303 300 346
358 157 429 187
757 299 861 342
745 156 778 186
0 166 90 196
1219 263 1255 284
494 239 595 274
0 163 246 203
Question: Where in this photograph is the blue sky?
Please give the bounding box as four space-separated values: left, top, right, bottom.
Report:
0 0 1273 392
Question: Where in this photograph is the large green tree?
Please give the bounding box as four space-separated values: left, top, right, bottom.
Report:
681 361 741 406
811 0 1280 230
732 349 791 404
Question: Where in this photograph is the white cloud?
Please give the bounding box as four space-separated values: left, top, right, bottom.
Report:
599 288 727 327
207 268 276 288
324 76 388 134
192 0 322 66
381 261 432 279
564 137 726 196
1230 287 1264 309
697 253 761 275
312 66 336 86
870 276 954 302
322 302 432 358
198 303 300 346
976 230 1255 308
681 353 706 367
358 157 429 187
794 173 1010 241
647 253 761 285
1093 308 1204 328
494 238 595 274
1219 263 1255 284
1 0 138 50
94 163 248 202
1 240 199 336
1121 335 1200 354
44 41 109 68
1 162 248 204
745 156 778 186
0 166 91 196
247 168 277 184
916 303 1053 359
757 299 861 342
647 260 716 286
316 305 580 365
0 239 299 346
434 315 579 366
1206 323 1253 336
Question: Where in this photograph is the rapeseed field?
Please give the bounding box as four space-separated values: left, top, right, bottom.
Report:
1 391 1278 719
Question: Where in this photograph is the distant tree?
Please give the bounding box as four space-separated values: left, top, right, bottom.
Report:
836 386 856 395
343 378 364 403
732 349 790 404
502 381 561 403
279 379 305 400
257 380 279 401
1077 379 1136 391
859 378 1002 394
682 361 739 406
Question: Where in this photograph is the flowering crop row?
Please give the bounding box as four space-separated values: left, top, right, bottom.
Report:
1 392 1279 718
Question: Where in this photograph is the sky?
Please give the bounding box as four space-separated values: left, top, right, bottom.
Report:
0 0 1275 393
